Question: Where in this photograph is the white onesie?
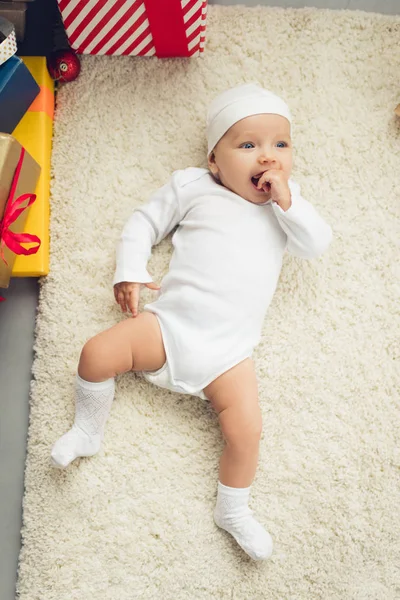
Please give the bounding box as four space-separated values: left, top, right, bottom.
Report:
113 168 332 397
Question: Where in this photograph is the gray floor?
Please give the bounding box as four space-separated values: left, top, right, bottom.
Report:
0 278 38 600
1 1 399 599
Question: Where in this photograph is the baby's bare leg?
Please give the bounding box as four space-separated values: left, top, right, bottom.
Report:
204 358 273 560
51 312 165 468
204 358 261 488
78 311 166 381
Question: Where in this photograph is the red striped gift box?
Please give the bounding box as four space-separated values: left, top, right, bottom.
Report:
57 0 207 57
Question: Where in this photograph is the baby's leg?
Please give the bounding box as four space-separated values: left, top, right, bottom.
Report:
204 357 261 488
51 312 165 468
77 311 166 381
203 358 273 560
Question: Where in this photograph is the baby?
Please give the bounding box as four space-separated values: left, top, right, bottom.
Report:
51 83 332 561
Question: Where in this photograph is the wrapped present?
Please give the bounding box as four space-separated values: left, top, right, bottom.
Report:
12 56 54 278
0 2 28 41
0 54 40 133
57 0 207 57
0 133 41 297
0 16 17 66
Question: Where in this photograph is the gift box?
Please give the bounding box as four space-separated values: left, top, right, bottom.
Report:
0 2 28 41
57 0 207 57
12 56 54 278
0 54 40 133
0 16 17 66
0 133 41 291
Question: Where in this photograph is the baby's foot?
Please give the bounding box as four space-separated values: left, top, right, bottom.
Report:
51 424 102 468
214 506 273 560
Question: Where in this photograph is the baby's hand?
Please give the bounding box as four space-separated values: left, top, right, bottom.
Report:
113 281 160 317
257 169 292 211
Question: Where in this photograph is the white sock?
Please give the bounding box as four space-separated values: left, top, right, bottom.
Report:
214 481 273 561
51 374 115 469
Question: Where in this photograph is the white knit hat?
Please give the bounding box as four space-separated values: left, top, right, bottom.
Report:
207 83 292 155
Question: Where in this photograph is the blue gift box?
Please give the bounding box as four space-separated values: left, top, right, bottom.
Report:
0 55 40 134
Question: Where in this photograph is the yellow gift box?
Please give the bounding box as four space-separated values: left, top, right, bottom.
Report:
11 56 54 277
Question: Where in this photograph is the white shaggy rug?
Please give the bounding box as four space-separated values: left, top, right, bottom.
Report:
17 5 400 599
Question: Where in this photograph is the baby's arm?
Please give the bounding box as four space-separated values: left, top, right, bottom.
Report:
272 180 333 259
113 174 182 286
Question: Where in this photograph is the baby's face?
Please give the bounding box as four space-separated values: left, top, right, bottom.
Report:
208 114 293 204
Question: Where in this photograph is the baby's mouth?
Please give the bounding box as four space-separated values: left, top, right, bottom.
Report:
251 172 270 192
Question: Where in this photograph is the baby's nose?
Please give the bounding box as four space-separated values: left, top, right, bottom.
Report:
259 153 276 164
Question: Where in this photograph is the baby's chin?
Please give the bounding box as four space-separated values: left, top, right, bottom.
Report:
245 187 272 205
219 179 271 204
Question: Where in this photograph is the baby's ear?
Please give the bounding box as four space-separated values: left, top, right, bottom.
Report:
207 151 219 176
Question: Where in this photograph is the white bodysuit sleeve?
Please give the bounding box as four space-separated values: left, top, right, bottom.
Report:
272 180 333 259
113 175 182 285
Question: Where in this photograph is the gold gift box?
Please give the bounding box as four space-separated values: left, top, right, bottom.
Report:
0 133 40 288
12 56 54 278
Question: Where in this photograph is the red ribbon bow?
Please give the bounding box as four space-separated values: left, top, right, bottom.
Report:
0 147 41 302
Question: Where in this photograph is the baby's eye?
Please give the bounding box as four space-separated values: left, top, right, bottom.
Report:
240 142 254 149
276 141 288 148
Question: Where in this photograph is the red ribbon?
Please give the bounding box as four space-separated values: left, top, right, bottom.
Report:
144 0 189 58
0 147 41 302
